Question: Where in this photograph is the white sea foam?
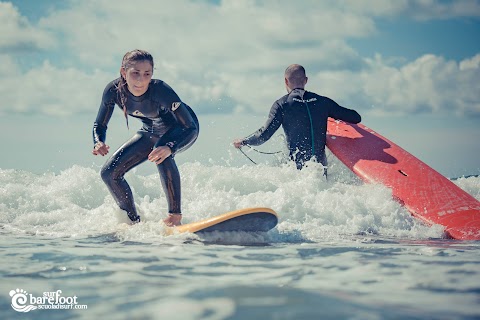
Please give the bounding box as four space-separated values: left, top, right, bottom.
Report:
2 155 473 243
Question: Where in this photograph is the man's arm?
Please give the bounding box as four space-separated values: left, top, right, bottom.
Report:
236 102 283 147
326 97 361 124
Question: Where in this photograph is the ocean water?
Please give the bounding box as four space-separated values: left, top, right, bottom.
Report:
1 156 479 320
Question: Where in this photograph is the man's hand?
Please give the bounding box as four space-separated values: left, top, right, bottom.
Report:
92 142 110 156
232 139 244 149
148 146 172 164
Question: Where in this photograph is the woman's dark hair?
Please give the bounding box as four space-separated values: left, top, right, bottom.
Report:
116 49 154 128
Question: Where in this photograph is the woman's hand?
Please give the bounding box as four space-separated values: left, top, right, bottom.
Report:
92 142 110 156
148 146 172 164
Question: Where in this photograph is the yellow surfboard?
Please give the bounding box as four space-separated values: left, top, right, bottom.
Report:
165 207 278 235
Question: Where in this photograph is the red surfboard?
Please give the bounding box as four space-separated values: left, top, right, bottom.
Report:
326 118 480 240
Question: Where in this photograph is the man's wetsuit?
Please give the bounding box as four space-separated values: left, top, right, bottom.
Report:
242 88 361 169
93 78 199 222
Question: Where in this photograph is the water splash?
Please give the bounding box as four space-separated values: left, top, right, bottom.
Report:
2 159 476 242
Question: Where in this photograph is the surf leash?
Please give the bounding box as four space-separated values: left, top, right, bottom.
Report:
239 147 257 164
243 144 283 155
238 144 283 165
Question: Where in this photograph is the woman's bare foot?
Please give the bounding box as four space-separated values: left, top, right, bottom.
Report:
163 213 182 226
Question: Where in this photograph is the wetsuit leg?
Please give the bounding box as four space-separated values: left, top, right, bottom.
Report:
318 151 328 179
101 132 155 221
155 128 198 214
157 157 181 213
291 151 309 170
292 151 328 178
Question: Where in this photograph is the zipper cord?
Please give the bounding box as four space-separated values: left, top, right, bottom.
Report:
304 101 315 155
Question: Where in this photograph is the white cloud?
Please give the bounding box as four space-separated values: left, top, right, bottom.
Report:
0 53 16 75
38 0 376 68
339 0 480 20
295 52 480 118
361 54 480 116
0 2 55 52
408 0 480 20
0 0 479 118
460 54 480 70
0 59 112 115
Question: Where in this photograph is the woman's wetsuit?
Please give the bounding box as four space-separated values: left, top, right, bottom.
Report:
93 78 199 222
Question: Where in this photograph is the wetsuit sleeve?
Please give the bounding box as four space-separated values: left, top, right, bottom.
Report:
155 103 198 154
92 83 116 145
242 102 283 146
326 97 361 124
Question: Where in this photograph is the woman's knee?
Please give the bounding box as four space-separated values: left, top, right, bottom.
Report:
100 164 122 183
100 165 111 183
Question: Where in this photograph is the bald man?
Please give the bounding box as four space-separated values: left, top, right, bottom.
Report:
233 64 361 172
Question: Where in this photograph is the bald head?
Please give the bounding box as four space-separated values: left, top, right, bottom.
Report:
284 64 307 92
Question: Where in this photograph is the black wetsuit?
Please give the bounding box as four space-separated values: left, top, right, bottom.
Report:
242 88 361 169
93 78 199 222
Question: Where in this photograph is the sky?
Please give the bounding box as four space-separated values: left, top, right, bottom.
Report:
0 0 479 178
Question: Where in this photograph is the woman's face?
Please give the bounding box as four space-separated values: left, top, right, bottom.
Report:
121 60 153 96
